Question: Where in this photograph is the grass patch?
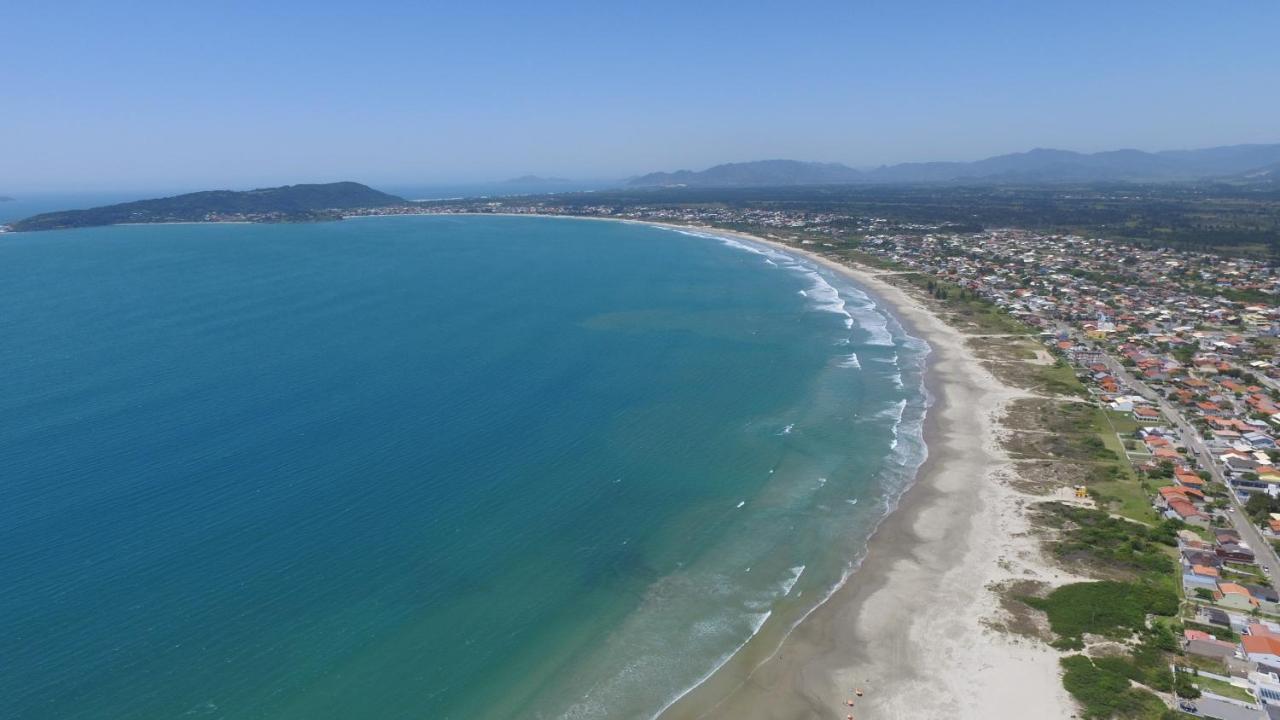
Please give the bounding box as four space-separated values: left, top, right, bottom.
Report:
1035 361 1091 398
1105 410 1141 436
1096 416 1140 474
1194 674 1254 702
1085 470 1163 524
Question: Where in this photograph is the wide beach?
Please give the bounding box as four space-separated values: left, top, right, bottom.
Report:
640 223 1079 720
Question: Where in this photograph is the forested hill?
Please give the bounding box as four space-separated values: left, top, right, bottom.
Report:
11 182 406 231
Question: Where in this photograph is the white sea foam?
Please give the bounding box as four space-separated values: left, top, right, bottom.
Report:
626 225 938 720
882 399 908 449
778 423 795 435
802 272 855 329
647 610 773 720
673 228 858 331
850 306 894 346
780 565 805 596
837 352 861 369
878 399 908 421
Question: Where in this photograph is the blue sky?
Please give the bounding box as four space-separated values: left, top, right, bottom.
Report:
3 0 1278 191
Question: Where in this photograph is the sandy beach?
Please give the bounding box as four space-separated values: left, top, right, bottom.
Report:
635 223 1079 720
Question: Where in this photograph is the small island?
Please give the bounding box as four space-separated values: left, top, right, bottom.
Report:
10 182 406 232
0 195 14 202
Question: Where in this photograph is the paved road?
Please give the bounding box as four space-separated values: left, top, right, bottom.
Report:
1068 332 1280 591
1181 695 1267 720
1253 372 1280 397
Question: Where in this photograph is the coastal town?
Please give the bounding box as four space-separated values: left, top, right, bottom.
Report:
852 223 1280 720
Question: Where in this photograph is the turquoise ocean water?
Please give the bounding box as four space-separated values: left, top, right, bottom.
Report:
0 216 928 719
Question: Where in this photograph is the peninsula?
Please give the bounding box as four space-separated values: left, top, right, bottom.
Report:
10 182 405 232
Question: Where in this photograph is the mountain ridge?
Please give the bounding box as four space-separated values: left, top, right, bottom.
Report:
628 144 1280 187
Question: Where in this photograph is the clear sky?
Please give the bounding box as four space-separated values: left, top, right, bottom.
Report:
3 0 1278 191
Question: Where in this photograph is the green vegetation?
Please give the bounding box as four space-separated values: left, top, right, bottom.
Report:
836 248 905 272
896 272 1033 334
1173 669 1201 699
1034 360 1091 398
1245 492 1280 525
1193 674 1254 703
1182 620 1238 642
1037 503 1179 577
12 182 405 231
1060 655 1176 719
1088 474 1162 523
1105 410 1141 436
1024 504 1183 716
1025 581 1178 649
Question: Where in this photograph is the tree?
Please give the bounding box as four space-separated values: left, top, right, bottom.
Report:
1173 669 1201 699
1245 492 1279 524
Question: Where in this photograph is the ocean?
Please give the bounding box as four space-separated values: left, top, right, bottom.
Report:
0 215 929 720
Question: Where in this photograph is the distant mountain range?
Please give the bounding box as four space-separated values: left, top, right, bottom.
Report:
627 144 1280 187
0 195 14 202
12 182 405 232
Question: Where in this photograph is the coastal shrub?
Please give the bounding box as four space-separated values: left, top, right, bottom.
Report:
1038 503 1176 576
1061 655 1173 719
1127 630 1175 691
1025 581 1178 644
1148 623 1178 653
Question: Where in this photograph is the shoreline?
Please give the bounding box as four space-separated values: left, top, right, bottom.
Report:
627 221 1076 719
352 211 1077 718
655 221 1075 712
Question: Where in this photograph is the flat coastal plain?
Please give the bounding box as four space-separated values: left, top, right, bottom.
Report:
654 225 1079 720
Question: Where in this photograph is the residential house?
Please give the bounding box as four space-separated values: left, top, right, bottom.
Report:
1184 629 1239 661
1219 583 1262 611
